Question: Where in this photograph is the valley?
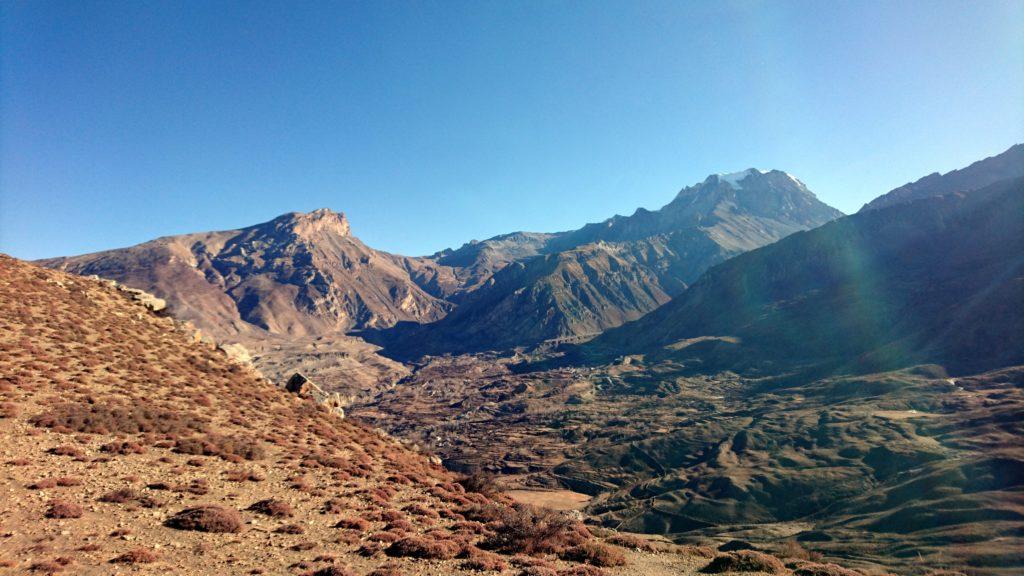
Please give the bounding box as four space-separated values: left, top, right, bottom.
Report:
13 143 1024 575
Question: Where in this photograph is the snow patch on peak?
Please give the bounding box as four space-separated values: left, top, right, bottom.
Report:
782 172 806 188
716 168 767 189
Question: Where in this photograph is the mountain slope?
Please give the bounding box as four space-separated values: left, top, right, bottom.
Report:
579 176 1024 377
39 209 456 339
860 142 1023 212
376 170 843 357
1 254 712 576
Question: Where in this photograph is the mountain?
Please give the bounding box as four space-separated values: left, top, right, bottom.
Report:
577 175 1024 377
432 231 557 295
4 254 745 576
860 142 1024 212
39 208 458 340
374 169 843 357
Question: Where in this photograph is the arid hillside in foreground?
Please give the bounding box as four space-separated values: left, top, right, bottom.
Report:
0 254 862 576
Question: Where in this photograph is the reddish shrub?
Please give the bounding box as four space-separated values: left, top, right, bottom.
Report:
367 531 404 543
248 498 294 518
48 445 85 459
335 517 370 531
29 478 59 490
520 568 558 576
45 500 83 519
458 471 500 498
556 567 609 576
307 566 356 576
386 536 462 560
368 566 405 576
702 551 787 574
100 441 146 455
225 469 265 482
605 533 657 552
31 402 205 435
275 524 305 534
560 542 627 567
174 434 265 461
792 563 863 576
461 547 509 572
98 488 159 508
165 506 242 533
109 547 159 564
478 504 588 555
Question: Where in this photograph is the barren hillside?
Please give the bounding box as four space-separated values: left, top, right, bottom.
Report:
1 254 851 575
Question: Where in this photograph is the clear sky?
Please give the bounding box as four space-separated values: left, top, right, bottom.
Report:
2 1 1022 259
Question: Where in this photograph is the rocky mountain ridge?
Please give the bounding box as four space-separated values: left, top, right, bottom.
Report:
369 169 843 357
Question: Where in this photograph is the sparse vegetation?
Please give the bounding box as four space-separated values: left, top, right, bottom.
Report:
701 551 787 574
165 506 243 533
248 498 294 517
386 536 463 560
109 548 159 564
45 500 83 519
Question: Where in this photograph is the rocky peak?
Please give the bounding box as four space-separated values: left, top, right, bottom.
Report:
265 208 351 241
287 208 351 238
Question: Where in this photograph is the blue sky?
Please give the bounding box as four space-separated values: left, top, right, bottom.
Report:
2 1 1022 259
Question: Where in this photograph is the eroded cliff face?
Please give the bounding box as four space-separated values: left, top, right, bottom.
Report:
39 208 455 340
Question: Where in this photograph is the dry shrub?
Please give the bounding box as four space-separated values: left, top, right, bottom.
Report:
367 531 405 543
676 545 716 559
368 565 406 576
461 547 509 572
275 524 305 534
28 561 65 574
165 506 242 533
556 567 609 576
45 500 83 519
0 402 18 418
386 519 414 532
702 550 787 574
559 542 627 567
29 478 58 490
458 471 500 498
248 498 294 518
404 503 440 519
779 540 824 562
385 536 462 560
478 504 589 555
31 402 204 435
98 488 159 508
225 468 265 482
335 517 370 531
307 566 356 576
110 547 159 564
793 563 864 576
322 498 347 514
47 445 85 459
100 440 146 455
174 434 265 461
357 542 385 557
605 533 657 552
519 568 558 576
